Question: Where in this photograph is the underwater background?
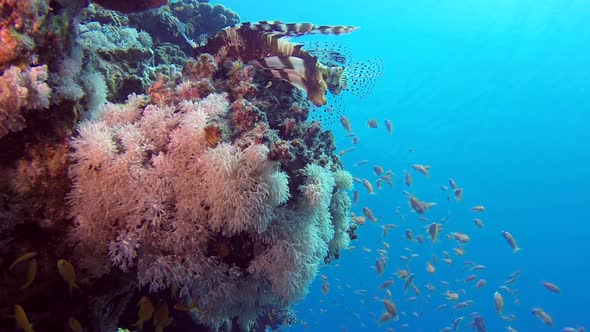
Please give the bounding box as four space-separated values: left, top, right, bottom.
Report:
221 0 590 331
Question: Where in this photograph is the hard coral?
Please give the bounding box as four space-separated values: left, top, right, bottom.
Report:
92 0 168 14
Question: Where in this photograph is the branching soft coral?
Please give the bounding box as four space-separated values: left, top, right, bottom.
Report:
0 65 51 138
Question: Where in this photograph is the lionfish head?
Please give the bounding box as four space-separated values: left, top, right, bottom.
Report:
305 41 384 125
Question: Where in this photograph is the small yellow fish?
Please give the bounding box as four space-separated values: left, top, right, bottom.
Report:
20 258 37 290
68 317 84 332
15 304 34 332
57 259 81 296
153 302 173 332
135 296 154 330
173 298 198 312
9 252 38 272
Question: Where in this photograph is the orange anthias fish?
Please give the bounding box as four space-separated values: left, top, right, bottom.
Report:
383 299 399 321
542 282 561 293
340 115 352 134
427 223 442 242
405 171 412 187
532 307 554 326
379 279 394 289
363 179 376 195
351 214 366 225
403 273 415 292
448 178 458 189
354 160 369 167
373 165 384 176
407 194 437 214
411 164 430 177
454 187 464 201
473 218 484 228
384 119 393 134
363 206 378 222
501 231 522 252
376 258 384 277
426 262 435 274
471 205 486 212
494 291 504 314
405 229 413 241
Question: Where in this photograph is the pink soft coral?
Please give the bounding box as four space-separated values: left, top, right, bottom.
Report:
0 65 51 138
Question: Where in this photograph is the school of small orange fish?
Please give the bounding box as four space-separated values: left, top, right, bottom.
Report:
295 116 586 332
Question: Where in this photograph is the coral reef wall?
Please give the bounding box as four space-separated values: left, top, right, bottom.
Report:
67 54 354 330
0 1 355 331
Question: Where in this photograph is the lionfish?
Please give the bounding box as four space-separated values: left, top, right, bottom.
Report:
197 21 383 122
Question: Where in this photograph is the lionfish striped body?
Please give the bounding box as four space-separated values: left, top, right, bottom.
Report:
197 21 358 106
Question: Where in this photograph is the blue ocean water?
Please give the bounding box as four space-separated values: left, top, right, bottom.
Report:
219 1 590 330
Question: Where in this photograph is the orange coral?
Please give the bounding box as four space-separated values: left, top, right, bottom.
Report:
204 124 222 148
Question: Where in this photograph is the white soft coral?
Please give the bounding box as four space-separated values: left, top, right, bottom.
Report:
201 143 289 235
